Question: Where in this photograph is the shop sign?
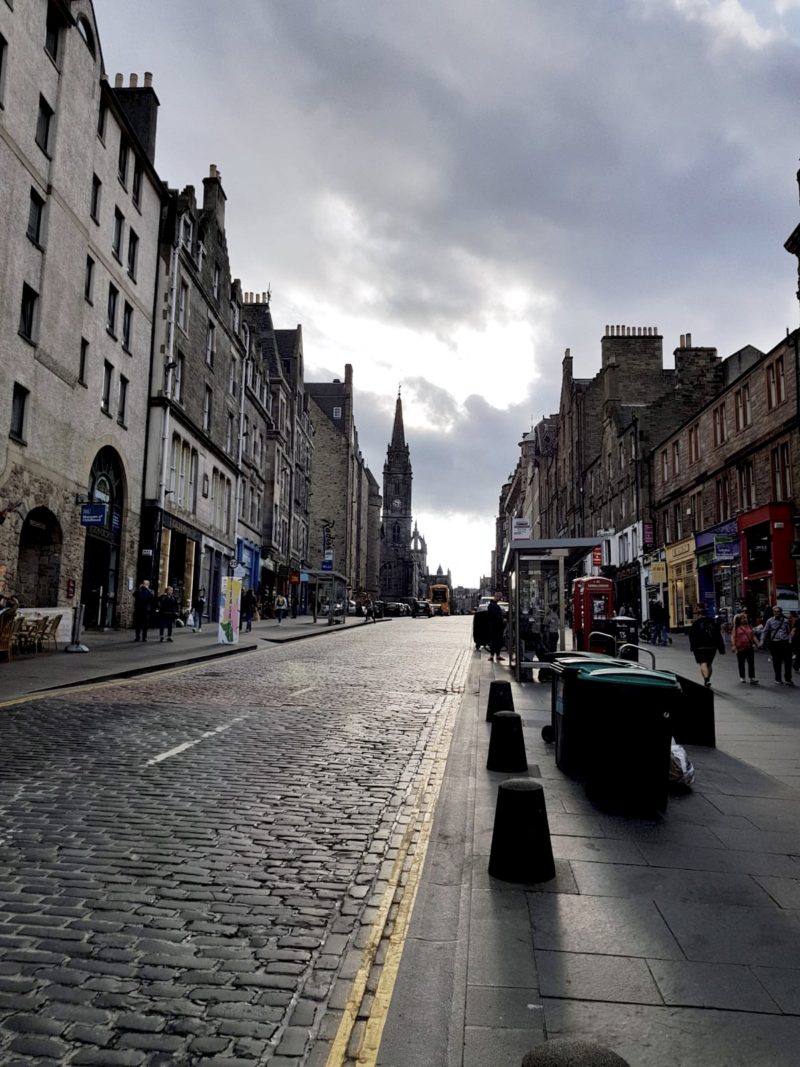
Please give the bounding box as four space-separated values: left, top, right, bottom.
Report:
649 562 667 584
715 536 736 558
696 548 715 568
80 503 107 526
643 522 654 547
512 517 531 540
592 546 602 566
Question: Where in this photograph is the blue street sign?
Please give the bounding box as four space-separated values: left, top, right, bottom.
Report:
321 560 333 571
80 503 107 527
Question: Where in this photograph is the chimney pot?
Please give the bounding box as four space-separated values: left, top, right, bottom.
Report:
130 73 138 88
114 73 123 88
686 332 692 347
144 72 153 87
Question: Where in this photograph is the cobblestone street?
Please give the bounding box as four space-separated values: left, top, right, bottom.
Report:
0 619 471 1066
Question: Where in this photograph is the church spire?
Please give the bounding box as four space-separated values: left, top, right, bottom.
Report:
390 390 406 451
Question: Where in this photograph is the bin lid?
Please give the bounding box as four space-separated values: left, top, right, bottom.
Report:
551 656 643 676
576 666 681 689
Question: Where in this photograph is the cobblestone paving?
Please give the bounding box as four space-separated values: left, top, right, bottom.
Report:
0 619 471 1066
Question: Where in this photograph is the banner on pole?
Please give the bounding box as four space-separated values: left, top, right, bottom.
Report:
218 577 242 644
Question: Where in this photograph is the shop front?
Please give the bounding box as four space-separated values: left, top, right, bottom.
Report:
665 536 697 631
236 537 260 594
159 513 202 616
644 557 667 621
739 503 798 621
201 535 234 624
614 561 642 619
695 519 740 620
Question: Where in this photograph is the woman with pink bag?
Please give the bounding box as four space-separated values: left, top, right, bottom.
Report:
731 611 760 685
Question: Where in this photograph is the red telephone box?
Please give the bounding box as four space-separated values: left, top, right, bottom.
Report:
572 577 615 651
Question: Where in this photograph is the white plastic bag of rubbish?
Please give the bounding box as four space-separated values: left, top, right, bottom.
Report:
669 739 695 788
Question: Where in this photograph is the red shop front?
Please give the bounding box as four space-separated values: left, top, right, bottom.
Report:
738 503 799 620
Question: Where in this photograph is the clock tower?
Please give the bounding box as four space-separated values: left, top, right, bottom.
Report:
380 391 416 599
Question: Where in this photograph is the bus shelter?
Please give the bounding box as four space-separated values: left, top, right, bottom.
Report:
304 568 349 625
502 538 600 681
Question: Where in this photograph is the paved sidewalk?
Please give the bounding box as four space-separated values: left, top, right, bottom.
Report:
378 636 800 1067
0 612 384 704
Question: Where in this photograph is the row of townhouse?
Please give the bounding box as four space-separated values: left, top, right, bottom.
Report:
495 171 800 629
0 0 380 629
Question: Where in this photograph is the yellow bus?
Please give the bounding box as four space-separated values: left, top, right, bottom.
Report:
429 583 450 616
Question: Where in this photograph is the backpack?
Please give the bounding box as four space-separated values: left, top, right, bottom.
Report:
696 616 718 646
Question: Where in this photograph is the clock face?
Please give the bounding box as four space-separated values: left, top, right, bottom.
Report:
392 498 402 510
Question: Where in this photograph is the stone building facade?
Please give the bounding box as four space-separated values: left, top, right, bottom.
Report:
306 365 381 599
651 331 800 626
0 0 163 628
241 295 310 609
140 169 262 622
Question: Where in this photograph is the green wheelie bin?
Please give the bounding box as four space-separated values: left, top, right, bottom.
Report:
548 655 643 776
575 666 681 812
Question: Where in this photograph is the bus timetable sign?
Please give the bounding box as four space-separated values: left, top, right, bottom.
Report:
80 503 107 527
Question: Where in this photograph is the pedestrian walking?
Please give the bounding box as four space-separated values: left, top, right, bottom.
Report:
731 611 759 685
133 579 154 642
688 605 725 688
486 594 505 662
274 592 288 625
157 585 179 643
544 605 560 653
192 589 206 632
363 597 376 623
649 601 668 646
761 605 795 686
790 611 800 675
241 588 257 632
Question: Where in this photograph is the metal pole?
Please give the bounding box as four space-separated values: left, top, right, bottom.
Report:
65 603 89 653
558 556 566 651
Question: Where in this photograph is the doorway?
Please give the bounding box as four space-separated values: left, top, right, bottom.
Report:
80 448 125 629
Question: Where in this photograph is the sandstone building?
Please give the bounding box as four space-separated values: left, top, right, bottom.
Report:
0 0 163 628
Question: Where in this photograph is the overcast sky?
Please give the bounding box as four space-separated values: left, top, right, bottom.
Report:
97 0 800 587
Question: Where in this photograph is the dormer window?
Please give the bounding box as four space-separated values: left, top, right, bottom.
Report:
181 215 193 251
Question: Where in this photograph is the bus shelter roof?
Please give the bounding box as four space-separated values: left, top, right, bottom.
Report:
502 538 600 573
303 569 349 585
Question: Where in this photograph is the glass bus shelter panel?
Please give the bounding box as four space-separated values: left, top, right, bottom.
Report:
515 558 566 674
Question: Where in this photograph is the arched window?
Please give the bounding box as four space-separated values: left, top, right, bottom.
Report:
76 16 96 57
392 523 401 544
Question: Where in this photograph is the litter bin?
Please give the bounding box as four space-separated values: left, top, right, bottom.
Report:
548 655 640 775
575 666 680 812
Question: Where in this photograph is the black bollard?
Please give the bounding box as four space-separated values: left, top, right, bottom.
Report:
521 1039 630 1066
486 679 515 722
487 711 528 773
488 777 555 883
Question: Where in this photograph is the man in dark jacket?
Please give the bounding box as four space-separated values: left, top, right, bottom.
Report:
688 605 725 688
133 580 153 642
762 605 795 686
158 586 179 643
486 595 505 663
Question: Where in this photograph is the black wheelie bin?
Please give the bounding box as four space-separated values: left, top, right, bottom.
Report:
575 666 681 813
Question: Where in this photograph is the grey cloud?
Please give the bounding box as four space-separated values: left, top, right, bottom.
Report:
101 0 800 419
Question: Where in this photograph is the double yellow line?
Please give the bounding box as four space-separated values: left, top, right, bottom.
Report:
324 651 468 1066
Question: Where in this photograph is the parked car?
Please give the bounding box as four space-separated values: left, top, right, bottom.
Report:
384 601 410 616
415 599 432 617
